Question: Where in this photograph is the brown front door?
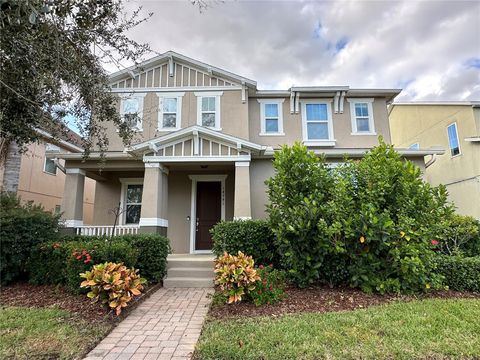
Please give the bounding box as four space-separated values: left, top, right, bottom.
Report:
195 181 221 251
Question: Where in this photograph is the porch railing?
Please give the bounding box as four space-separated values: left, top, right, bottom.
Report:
75 225 140 236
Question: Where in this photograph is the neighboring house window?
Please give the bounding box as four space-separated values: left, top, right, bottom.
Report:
301 101 334 145
347 98 375 134
120 94 146 131
409 143 420 150
44 157 57 175
447 123 461 156
258 99 285 136
120 178 144 224
195 91 223 130
157 92 184 131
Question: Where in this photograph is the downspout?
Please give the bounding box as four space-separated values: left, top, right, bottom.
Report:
339 91 346 113
425 154 437 168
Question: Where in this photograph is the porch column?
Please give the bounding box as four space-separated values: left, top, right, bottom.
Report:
61 168 85 233
139 163 169 235
234 161 252 220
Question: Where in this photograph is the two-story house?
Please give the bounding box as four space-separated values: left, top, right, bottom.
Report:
54 51 443 254
389 102 480 219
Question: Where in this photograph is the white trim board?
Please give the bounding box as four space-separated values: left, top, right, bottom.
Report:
188 174 227 254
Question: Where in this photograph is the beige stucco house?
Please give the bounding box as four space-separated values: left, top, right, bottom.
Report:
389 102 480 219
0 130 96 223
55 51 443 254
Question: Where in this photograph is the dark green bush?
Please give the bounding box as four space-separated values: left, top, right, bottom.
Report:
211 220 278 266
435 255 480 292
28 234 170 292
119 234 171 282
0 192 60 285
29 241 68 285
267 140 452 293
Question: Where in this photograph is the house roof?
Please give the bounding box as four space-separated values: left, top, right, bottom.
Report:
109 50 257 88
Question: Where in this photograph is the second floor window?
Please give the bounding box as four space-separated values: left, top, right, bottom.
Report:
447 123 461 156
258 99 284 135
302 102 333 142
195 91 223 130
44 157 57 175
120 94 146 131
158 92 184 131
348 99 375 134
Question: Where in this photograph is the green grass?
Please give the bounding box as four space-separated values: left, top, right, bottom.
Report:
196 299 480 360
0 306 110 359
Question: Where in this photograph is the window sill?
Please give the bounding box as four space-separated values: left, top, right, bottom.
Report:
259 132 285 137
116 129 143 133
43 170 57 176
350 132 377 136
157 127 181 132
303 140 336 147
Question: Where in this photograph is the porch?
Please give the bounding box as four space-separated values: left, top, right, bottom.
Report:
59 126 269 254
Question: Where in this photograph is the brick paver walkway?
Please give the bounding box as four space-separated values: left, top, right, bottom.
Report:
85 288 213 360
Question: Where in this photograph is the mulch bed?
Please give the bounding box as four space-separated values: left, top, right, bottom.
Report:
208 285 480 320
0 282 162 323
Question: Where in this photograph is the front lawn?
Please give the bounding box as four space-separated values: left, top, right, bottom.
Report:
196 298 480 360
0 307 110 359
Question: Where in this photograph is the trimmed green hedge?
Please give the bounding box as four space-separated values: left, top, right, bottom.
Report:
435 255 480 292
211 220 279 267
28 234 170 293
0 192 60 285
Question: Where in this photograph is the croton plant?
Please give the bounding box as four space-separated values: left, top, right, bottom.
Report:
80 262 146 315
214 251 260 304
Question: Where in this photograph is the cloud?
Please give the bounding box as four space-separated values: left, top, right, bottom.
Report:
115 0 480 101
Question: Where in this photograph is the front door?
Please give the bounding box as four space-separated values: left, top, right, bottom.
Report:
195 181 221 251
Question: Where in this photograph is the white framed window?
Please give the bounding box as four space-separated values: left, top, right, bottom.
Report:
195 91 223 130
258 99 285 136
447 122 461 157
409 143 420 150
44 158 57 175
347 98 376 135
119 93 146 131
157 92 184 131
301 100 335 146
119 178 144 224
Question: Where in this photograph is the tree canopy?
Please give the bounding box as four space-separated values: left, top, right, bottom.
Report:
0 0 152 155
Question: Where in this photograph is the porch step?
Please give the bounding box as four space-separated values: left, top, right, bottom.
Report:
164 254 215 288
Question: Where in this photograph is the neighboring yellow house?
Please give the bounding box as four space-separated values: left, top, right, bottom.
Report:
389 102 480 219
0 130 96 224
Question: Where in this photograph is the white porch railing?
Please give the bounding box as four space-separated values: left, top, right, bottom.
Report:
75 225 140 236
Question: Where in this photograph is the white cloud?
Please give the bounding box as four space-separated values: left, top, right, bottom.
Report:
116 0 480 101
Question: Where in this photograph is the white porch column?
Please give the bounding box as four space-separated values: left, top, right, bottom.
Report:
62 168 85 229
139 163 169 235
234 161 252 220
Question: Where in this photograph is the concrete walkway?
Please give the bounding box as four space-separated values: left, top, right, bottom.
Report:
85 288 213 360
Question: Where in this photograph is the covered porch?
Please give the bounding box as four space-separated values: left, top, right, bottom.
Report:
59 126 268 254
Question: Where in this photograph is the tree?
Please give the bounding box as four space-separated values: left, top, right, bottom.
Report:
0 0 152 159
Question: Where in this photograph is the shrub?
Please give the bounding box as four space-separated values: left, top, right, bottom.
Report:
28 241 68 285
266 143 335 287
249 265 286 306
118 234 171 282
65 239 138 293
214 251 260 304
437 214 480 256
211 220 278 267
434 255 480 292
266 140 452 293
80 262 146 315
0 192 60 285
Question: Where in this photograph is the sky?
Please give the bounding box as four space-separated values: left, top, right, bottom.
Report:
108 0 480 102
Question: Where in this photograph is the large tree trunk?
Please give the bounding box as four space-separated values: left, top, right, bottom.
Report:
1 140 22 193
